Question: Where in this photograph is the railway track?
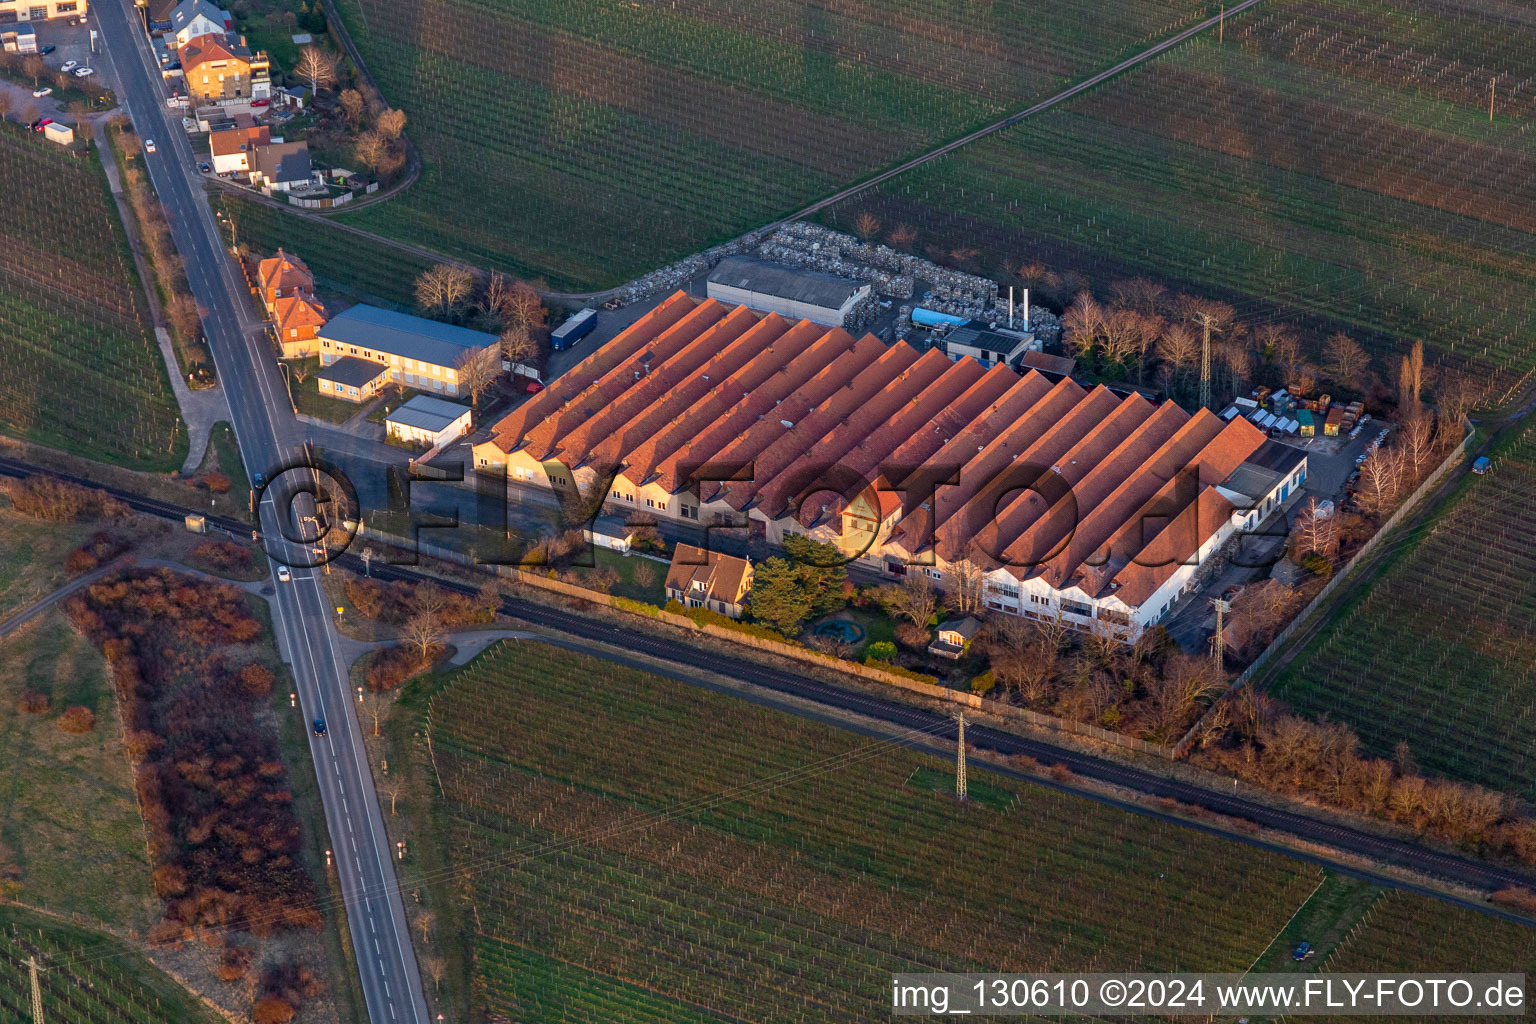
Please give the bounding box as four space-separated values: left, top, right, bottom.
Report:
4 454 1535 909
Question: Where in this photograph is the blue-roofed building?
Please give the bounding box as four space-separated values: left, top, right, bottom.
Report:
317 305 500 399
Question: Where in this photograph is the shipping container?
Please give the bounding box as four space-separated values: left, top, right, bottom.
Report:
550 308 598 350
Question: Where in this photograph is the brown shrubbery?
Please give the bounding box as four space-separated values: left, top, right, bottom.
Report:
65 531 133 574
4 477 129 521
57 706 96 733
16 690 49 714
365 644 437 692
64 569 317 938
344 577 492 629
1194 689 1536 864
191 540 255 576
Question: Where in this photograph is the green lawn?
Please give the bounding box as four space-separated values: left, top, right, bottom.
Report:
566 548 668 604
0 123 185 470
0 610 159 929
207 420 250 498
0 510 100 619
282 357 365 422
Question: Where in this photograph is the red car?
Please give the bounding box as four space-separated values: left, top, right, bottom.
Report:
250 98 270 107
31 118 54 132
524 380 544 394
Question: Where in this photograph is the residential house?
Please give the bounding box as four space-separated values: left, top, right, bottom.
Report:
0 0 84 22
928 617 981 659
664 544 753 619
317 305 500 399
257 249 313 304
249 140 312 192
178 31 269 105
208 123 268 175
271 294 327 358
169 0 231 45
315 356 388 403
384 394 472 448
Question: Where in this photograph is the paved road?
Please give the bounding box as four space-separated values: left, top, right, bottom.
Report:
89 2 429 1021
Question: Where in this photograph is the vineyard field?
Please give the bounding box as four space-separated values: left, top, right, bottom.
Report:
0 126 184 471
830 0 1536 396
1322 893 1536 1021
328 0 1220 290
416 644 1329 1022
215 193 428 309
0 905 218 1023
1273 421 1536 798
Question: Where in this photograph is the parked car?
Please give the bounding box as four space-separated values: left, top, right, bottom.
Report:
524 379 544 394
73 67 94 78
250 98 269 107
30 118 54 132
60 60 78 72
1472 456 1492 475
199 161 211 172
312 718 326 737
38 44 55 55
144 138 156 153
31 86 51 98
1293 941 1314 961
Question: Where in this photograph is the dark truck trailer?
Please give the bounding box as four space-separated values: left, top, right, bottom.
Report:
551 308 598 351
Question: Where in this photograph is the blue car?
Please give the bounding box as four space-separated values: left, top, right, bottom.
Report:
1293 941 1313 961
312 718 326 737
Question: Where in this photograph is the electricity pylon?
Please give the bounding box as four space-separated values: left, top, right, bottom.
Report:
27 955 44 1024
953 710 968 800
1211 597 1231 666
1194 311 1222 411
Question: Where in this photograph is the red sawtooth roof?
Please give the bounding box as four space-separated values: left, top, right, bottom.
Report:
483 293 1271 610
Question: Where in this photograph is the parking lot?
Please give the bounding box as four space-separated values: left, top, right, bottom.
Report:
26 17 114 94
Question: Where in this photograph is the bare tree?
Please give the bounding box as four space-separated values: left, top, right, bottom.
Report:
1356 447 1404 515
852 212 881 241
499 324 536 366
23 55 45 86
1256 324 1302 377
1061 292 1105 356
354 129 387 170
1401 413 1435 473
414 264 474 319
421 955 446 993
949 558 985 615
887 572 940 627
1323 332 1369 391
1157 322 1200 369
456 346 501 408
1398 339 1425 418
294 46 339 95
504 282 546 332
21 100 39 127
1291 497 1338 559
478 272 511 327
1109 277 1167 318
414 909 436 945
165 293 202 340
1147 653 1223 744
339 88 365 126
402 612 444 660
0 90 14 122
360 688 388 737
290 360 311 384
380 779 400 814
376 107 407 139
886 223 916 250
631 559 656 591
